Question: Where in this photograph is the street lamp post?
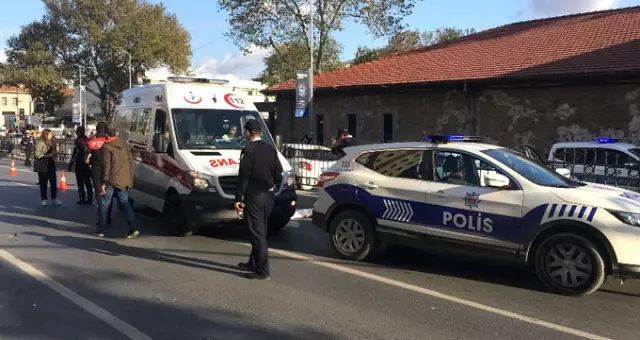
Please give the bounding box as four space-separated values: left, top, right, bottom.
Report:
119 50 132 89
77 65 86 128
308 0 315 142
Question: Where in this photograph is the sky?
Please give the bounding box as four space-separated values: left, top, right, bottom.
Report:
0 0 639 84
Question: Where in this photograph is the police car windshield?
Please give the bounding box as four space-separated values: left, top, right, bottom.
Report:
171 109 274 150
483 149 578 188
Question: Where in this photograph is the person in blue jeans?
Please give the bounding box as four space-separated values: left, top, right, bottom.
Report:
96 124 138 239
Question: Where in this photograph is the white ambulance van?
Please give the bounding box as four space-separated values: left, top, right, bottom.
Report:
112 77 297 235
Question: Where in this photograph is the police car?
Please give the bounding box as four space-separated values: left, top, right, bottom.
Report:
312 135 640 296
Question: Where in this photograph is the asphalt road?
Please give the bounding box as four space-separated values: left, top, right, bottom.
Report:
0 157 638 340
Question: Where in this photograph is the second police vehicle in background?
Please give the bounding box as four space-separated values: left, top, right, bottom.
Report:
312 135 640 296
113 77 297 236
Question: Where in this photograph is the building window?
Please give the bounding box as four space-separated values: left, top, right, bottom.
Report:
316 114 324 145
248 90 254 96
12 98 18 106
383 113 394 143
347 113 357 138
1 97 6 106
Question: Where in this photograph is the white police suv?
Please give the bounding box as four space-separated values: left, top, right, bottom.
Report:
312 135 640 296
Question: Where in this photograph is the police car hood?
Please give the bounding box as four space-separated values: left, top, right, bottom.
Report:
549 183 640 212
183 149 292 178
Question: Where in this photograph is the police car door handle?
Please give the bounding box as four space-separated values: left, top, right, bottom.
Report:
361 181 378 189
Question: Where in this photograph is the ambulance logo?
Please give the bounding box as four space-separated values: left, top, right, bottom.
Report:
184 92 202 104
463 192 481 209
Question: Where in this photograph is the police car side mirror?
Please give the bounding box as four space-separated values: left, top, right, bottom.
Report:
555 168 571 178
484 172 510 188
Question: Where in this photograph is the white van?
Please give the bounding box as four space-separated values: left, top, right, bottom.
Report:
112 77 297 235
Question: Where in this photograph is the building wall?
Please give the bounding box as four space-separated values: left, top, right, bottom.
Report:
282 83 640 154
0 88 35 128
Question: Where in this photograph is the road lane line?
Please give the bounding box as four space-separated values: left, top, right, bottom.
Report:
234 243 611 340
0 249 153 340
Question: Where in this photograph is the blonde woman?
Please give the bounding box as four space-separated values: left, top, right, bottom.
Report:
34 129 62 206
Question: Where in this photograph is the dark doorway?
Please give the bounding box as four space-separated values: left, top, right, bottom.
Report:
347 114 357 138
316 114 324 145
383 113 394 143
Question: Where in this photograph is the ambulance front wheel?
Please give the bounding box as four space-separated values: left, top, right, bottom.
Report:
329 209 384 261
534 233 606 296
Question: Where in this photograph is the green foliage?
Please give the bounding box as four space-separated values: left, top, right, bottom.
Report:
352 27 476 65
257 38 343 86
5 0 192 119
218 0 419 74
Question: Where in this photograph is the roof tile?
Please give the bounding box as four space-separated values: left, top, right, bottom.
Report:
268 6 640 92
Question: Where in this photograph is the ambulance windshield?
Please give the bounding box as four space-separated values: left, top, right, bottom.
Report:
171 108 274 150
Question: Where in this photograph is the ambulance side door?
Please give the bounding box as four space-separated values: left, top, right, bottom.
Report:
423 149 525 254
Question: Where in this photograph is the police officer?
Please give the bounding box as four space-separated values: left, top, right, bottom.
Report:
233 120 283 280
69 126 93 204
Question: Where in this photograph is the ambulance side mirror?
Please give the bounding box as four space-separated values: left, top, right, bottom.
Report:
484 172 510 188
152 133 165 153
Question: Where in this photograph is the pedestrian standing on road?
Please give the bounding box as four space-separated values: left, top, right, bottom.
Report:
20 130 36 166
34 129 62 207
96 123 138 239
233 120 283 280
330 128 355 159
86 123 113 226
68 126 93 205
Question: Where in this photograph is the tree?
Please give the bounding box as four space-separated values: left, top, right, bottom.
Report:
218 0 419 74
421 27 476 46
257 38 343 86
6 0 192 119
352 27 476 65
2 24 67 115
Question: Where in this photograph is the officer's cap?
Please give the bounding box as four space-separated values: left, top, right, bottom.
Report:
244 120 261 134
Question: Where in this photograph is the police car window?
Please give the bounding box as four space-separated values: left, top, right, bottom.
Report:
357 150 426 180
433 151 498 187
484 149 579 188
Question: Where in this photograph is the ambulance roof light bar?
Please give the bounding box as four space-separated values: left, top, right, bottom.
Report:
424 134 482 143
167 76 230 85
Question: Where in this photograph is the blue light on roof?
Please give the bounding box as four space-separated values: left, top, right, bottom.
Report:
425 135 481 142
595 137 617 144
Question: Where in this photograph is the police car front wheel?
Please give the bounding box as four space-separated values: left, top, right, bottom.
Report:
329 210 382 261
534 233 606 296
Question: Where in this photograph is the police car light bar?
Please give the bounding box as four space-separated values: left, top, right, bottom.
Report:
425 135 482 143
595 137 617 144
167 76 230 85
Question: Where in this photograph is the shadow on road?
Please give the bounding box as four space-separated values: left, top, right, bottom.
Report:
0 260 339 340
23 231 249 278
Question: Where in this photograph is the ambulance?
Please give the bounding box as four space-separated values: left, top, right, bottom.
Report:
112 77 297 236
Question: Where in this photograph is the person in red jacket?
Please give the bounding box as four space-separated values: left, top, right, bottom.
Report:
85 123 112 225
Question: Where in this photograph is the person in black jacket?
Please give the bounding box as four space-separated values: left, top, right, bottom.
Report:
68 126 93 204
330 128 354 158
20 130 36 166
233 120 283 280
85 122 112 225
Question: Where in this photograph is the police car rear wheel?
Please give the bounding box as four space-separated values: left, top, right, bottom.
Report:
534 233 605 296
329 210 377 261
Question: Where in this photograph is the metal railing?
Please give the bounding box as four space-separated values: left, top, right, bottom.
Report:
0 135 75 163
280 142 341 190
543 148 640 192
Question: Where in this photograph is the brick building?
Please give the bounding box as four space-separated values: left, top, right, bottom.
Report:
265 6 640 154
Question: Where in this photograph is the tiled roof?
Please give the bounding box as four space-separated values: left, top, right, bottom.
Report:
0 85 29 94
62 88 74 96
267 6 640 92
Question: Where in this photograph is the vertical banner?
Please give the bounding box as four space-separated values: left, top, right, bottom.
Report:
72 103 81 123
295 69 310 118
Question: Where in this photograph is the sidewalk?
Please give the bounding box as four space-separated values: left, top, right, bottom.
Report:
0 151 69 171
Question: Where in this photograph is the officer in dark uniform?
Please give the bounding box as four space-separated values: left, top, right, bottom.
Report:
233 120 283 280
68 126 93 204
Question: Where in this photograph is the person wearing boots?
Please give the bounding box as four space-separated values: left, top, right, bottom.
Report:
68 126 93 204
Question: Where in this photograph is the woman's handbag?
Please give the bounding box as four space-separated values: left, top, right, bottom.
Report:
34 157 49 173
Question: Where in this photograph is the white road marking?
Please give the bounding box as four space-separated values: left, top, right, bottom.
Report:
0 249 153 340
233 242 611 340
